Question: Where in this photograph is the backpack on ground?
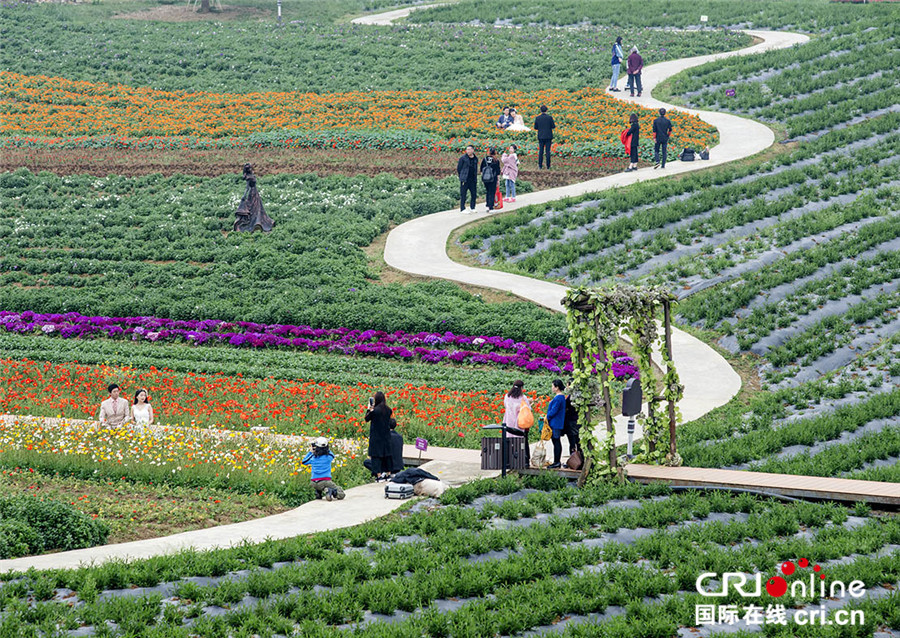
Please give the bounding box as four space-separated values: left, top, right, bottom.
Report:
680 148 695 162
565 449 584 471
517 402 534 430
700 148 710 160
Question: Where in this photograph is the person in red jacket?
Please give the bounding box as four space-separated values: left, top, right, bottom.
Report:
626 46 643 97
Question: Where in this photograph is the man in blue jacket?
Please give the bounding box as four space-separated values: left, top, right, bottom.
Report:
546 379 567 468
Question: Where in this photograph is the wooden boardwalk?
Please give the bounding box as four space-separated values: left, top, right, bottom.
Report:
624 464 900 506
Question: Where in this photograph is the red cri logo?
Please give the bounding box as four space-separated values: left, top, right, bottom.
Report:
766 559 823 598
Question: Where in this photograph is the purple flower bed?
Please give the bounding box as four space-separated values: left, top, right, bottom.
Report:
0 311 639 379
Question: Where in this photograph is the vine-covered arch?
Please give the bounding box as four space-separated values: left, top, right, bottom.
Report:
562 286 684 483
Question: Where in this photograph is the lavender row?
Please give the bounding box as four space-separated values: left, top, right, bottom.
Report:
0 311 640 378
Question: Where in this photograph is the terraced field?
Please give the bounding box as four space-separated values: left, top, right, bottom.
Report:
2 479 900 636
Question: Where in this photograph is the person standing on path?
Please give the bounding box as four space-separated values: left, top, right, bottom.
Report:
504 379 532 461
626 46 643 97
546 379 567 468
131 388 154 431
609 36 625 92
301 437 345 501
365 391 394 481
98 383 131 428
457 145 479 213
653 108 673 169
563 386 581 456
625 113 640 172
533 105 555 170
480 147 501 212
501 144 519 203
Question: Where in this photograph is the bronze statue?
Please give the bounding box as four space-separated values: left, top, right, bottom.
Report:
233 164 274 232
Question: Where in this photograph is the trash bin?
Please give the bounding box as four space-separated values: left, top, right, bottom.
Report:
481 436 527 470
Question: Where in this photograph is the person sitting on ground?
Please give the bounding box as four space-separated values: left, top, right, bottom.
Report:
131 388 154 431
546 379 567 468
496 107 513 129
98 383 131 428
302 437 345 501
389 418 405 475
506 108 530 132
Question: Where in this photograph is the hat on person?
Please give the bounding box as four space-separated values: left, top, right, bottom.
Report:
314 437 328 447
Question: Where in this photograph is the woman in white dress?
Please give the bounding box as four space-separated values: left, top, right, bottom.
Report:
506 108 530 132
132 388 154 430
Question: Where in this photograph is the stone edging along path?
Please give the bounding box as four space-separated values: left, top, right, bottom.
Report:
0 11 807 575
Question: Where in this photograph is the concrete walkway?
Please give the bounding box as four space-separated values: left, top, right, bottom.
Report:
385 27 808 445
0 10 807 574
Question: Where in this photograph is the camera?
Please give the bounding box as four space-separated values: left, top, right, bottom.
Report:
368 397 375 407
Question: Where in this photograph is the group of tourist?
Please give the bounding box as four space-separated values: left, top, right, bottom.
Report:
98 383 155 428
608 36 644 98
504 379 581 469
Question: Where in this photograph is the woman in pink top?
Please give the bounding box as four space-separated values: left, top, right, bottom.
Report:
500 144 520 203
503 379 530 435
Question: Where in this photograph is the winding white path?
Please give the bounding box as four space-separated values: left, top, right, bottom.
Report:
0 9 808 575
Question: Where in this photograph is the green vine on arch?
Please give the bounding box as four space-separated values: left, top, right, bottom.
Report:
562 285 683 482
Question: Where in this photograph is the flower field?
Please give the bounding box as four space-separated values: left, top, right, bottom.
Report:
0 358 551 448
0 311 639 377
0 414 367 505
0 73 716 159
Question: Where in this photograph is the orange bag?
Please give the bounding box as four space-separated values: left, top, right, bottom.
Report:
517 401 534 430
620 128 632 152
495 184 503 209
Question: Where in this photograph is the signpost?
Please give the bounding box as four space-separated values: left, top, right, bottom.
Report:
415 437 428 462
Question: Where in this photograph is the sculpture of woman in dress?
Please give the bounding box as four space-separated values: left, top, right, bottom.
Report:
233 164 275 233
132 388 154 431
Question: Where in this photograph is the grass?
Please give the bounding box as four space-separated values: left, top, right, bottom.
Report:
0 467 289 544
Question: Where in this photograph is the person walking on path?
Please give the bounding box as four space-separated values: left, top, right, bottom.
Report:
98 383 131 428
389 418 405 475
546 379 567 468
301 437 345 501
456 144 478 213
131 388 154 430
533 105 555 170
480 147 501 212
609 36 625 92
501 144 519 203
625 113 640 172
626 46 643 97
365 391 394 481
653 108 673 169
457 145 479 213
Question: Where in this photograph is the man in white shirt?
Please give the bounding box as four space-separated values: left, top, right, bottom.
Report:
98 383 130 427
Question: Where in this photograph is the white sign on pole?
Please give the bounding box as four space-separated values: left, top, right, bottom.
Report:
700 15 708 22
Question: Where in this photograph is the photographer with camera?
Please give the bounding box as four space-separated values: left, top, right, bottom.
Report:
301 437 345 501
365 391 394 482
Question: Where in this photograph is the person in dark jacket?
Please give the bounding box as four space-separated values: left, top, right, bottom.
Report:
480 147 501 211
652 108 672 169
563 391 581 455
457 145 478 213
625 113 640 172
365 391 393 481
546 379 567 468
389 418 405 474
533 105 555 170
626 46 643 97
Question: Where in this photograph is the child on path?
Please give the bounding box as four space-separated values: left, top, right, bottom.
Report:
501 144 519 202
301 437 345 501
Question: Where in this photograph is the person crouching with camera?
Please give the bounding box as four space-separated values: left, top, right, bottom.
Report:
301 437 345 501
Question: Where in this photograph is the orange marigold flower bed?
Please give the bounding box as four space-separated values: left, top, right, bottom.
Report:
0 71 717 156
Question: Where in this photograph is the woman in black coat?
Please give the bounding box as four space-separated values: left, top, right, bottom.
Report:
625 113 640 172
365 391 394 480
480 147 501 212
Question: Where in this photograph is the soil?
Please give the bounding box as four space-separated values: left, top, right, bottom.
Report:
1 148 626 190
112 3 270 22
